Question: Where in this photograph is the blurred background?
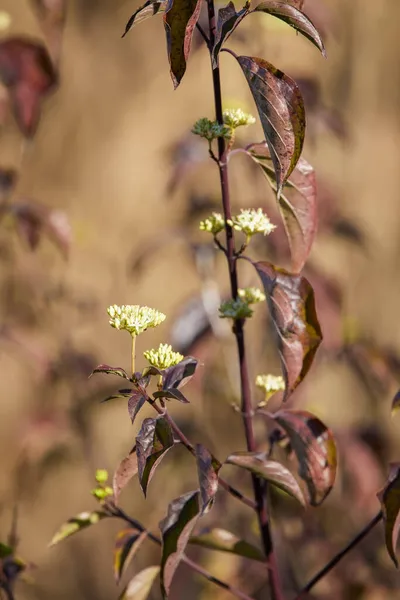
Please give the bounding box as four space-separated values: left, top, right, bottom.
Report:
0 0 399 598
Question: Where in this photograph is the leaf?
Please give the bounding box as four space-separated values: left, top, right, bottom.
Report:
190 528 265 561
50 511 106 546
160 491 200 598
0 37 57 137
119 565 160 600
212 1 249 68
90 364 131 380
254 1 325 56
128 390 147 423
136 417 174 496
391 390 400 416
0 167 17 202
236 55 305 195
163 357 198 390
30 0 67 64
101 389 133 403
377 464 400 568
113 449 139 505
195 444 221 513
269 409 337 505
250 145 317 272
0 543 13 559
123 0 167 37
163 0 202 88
153 388 190 403
114 529 148 584
225 452 305 505
254 261 322 398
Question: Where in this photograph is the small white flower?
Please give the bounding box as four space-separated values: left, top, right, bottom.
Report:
223 108 256 129
238 287 266 304
107 305 166 337
228 208 276 238
199 212 225 235
143 343 184 370
256 374 285 405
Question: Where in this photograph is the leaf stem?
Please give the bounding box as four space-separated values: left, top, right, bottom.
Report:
131 335 136 376
205 1 284 598
294 511 383 599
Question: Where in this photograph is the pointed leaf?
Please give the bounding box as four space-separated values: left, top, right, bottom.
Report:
153 388 190 403
114 529 148 584
163 0 202 88
377 464 400 568
136 417 174 496
90 364 130 380
391 390 400 416
163 357 198 390
101 389 133 403
119 565 160 600
254 261 322 398
250 145 317 272
236 55 305 195
128 390 147 423
50 511 106 546
226 452 305 505
190 528 265 561
212 1 249 68
195 444 221 513
269 409 337 505
113 449 139 505
160 491 200 597
123 1 167 37
253 1 325 56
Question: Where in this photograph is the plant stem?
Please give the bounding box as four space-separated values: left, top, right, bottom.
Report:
1 584 15 600
205 2 284 598
131 335 136 376
294 511 383 599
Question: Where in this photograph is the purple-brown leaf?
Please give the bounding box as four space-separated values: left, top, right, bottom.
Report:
190 528 265 561
159 491 200 598
136 417 174 496
212 1 249 67
254 261 322 398
377 463 400 568
128 390 147 423
123 0 167 37
195 444 221 513
269 409 337 505
90 364 131 380
114 529 148 584
236 55 305 195
163 0 202 88
113 449 139 505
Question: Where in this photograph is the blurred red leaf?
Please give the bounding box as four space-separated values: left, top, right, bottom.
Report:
113 449 138 505
377 464 400 568
30 0 67 65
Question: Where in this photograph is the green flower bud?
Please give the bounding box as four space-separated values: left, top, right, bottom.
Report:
199 212 225 235
95 469 108 484
219 297 253 320
143 343 184 370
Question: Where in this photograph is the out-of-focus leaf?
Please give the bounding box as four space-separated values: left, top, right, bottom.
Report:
123 0 167 37
30 0 67 64
0 543 13 559
195 444 221 513
90 364 130 380
170 295 212 355
236 55 305 195
212 1 249 67
119 565 160 600
392 390 400 416
160 491 200 598
190 528 265 561
267 409 337 505
101 389 133 403
250 145 317 272
136 417 174 496
254 261 322 398
377 464 400 568
50 511 106 546
0 167 17 203
114 529 148 584
163 0 202 88
113 449 139 505
153 388 190 403
128 389 147 423
226 452 305 505
0 37 57 136
254 1 325 56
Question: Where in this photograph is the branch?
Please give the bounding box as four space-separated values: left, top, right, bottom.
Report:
196 23 210 48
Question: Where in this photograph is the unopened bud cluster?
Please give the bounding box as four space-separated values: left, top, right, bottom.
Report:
199 212 225 235
143 343 183 370
107 304 166 337
192 118 231 142
219 297 253 320
256 374 285 405
91 469 113 504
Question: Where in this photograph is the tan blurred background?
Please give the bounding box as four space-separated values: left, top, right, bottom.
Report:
0 0 400 598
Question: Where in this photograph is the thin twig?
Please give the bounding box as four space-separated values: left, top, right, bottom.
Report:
294 511 383 599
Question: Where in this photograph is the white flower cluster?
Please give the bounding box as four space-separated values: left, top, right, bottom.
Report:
256 374 285 402
107 304 166 337
143 343 184 370
199 212 225 235
223 108 256 129
228 208 276 238
238 287 266 304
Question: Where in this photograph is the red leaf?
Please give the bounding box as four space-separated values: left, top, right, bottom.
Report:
113 450 139 505
0 38 57 137
30 0 67 65
254 261 322 398
136 417 175 496
377 463 400 568
212 1 249 68
114 529 147 584
195 444 221 513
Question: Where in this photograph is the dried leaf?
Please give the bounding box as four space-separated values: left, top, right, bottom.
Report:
190 528 265 561
236 55 305 195
136 417 174 496
270 409 337 505
160 491 200 598
123 1 167 37
113 449 139 505
377 464 400 568
163 0 202 88
119 565 160 600
195 444 221 513
254 261 322 398
90 364 131 380
212 1 249 67
114 529 148 584
50 511 106 546
226 452 305 505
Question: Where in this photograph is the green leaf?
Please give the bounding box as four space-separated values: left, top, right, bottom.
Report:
160 491 200 598
212 1 249 67
190 528 265 561
123 0 167 37
236 55 305 195
119 565 160 600
90 364 130 380
136 417 175 496
114 529 148 584
163 0 202 88
195 444 221 513
0 542 13 558
253 1 325 56
254 261 322 399
50 511 106 546
268 409 337 505
225 452 305 505
113 449 139 505
377 464 400 568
